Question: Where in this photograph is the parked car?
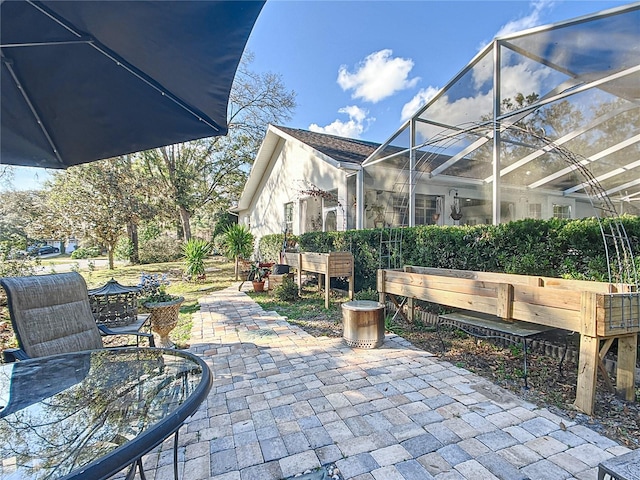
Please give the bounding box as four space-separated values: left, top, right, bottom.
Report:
28 245 60 256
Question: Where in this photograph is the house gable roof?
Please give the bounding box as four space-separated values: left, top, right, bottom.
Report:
234 125 379 211
274 126 380 166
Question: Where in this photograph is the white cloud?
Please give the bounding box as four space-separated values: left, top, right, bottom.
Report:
499 61 551 100
337 49 420 103
339 105 367 123
399 0 556 144
496 0 554 38
411 60 551 144
309 105 373 138
401 86 440 122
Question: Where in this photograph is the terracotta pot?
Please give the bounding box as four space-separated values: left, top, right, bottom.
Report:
144 296 184 348
252 281 265 292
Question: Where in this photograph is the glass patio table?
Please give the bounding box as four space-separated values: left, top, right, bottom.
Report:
0 347 212 480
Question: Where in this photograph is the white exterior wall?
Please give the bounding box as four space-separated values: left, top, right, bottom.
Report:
238 138 348 251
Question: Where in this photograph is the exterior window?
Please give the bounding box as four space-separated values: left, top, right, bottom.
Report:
392 195 408 226
552 204 571 219
528 203 542 219
392 194 439 226
284 202 294 233
415 195 439 225
415 196 426 225
324 189 339 208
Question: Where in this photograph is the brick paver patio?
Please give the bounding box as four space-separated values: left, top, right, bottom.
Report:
131 284 634 480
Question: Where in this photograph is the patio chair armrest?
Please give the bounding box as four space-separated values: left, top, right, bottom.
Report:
3 348 29 362
98 325 156 347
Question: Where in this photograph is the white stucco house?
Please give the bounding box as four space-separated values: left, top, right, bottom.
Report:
233 125 380 242
235 5 639 248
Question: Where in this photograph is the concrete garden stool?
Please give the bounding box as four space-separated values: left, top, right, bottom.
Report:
342 300 385 349
598 449 640 480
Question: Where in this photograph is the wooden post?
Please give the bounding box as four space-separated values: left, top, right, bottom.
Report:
378 269 386 305
575 334 599 415
407 298 415 323
325 254 331 309
497 283 513 320
297 253 303 295
580 291 597 337
616 334 638 401
349 258 354 301
404 266 414 322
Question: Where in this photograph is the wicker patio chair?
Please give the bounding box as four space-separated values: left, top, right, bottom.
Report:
0 272 154 362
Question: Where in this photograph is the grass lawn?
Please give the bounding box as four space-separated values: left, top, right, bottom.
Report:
0 256 237 353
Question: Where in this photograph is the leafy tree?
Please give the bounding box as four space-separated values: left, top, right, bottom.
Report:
0 190 43 249
223 224 254 280
141 52 296 242
212 212 239 240
46 157 147 269
0 166 13 190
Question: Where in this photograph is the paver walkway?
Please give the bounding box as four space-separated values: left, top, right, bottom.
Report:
137 284 634 480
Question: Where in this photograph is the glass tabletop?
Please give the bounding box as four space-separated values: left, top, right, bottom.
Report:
0 347 212 480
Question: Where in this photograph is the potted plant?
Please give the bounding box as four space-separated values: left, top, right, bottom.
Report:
370 204 385 228
138 273 184 348
248 263 269 292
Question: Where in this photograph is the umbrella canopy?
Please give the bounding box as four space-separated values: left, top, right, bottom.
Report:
1 0 265 169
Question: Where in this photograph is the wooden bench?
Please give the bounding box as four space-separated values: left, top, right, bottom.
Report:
282 252 354 308
377 266 639 415
438 311 563 388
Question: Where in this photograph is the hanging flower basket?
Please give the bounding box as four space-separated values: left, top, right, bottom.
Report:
144 296 184 348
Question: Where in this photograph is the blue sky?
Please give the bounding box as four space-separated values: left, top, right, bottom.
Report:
6 0 632 190
247 0 632 142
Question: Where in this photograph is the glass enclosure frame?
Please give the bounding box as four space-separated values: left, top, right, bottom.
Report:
359 4 640 227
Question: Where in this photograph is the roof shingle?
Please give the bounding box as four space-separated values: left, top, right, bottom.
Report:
275 126 379 165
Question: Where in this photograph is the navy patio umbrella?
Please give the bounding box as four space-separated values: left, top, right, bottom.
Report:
1 0 265 169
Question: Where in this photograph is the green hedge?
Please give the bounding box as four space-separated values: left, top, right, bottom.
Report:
260 217 640 291
258 234 299 263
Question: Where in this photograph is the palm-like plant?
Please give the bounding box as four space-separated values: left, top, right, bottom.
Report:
223 224 254 280
183 238 212 281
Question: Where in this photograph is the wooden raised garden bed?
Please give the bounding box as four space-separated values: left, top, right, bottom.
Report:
377 266 639 415
282 252 354 308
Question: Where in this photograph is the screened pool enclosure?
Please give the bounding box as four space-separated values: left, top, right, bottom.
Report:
353 4 640 231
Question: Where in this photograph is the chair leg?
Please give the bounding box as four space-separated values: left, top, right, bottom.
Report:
173 429 180 480
124 458 146 480
138 459 147 480
523 339 529 390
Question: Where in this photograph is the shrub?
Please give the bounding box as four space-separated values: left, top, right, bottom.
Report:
114 237 134 261
183 238 212 280
0 244 38 278
354 288 379 301
258 234 300 262
273 276 299 302
70 246 101 259
139 235 183 264
295 216 640 291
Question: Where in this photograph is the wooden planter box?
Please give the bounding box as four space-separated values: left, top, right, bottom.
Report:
282 252 354 308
